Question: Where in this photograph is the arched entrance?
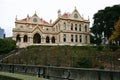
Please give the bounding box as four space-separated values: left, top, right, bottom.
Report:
33 33 41 43
23 35 28 42
16 34 21 42
46 36 50 43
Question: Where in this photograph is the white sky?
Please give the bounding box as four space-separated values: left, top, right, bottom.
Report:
0 0 119 37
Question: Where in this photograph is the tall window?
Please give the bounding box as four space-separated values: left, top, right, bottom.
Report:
71 23 73 30
79 24 81 31
46 36 50 43
79 35 82 43
75 24 77 31
71 35 74 42
85 25 87 32
63 34 66 42
75 35 78 42
16 34 21 42
51 36 55 43
63 22 66 30
23 35 28 42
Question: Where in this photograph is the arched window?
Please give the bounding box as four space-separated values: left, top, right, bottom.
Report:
79 24 81 31
33 33 41 43
71 35 73 42
16 34 21 42
71 23 73 30
75 24 77 31
75 35 78 42
63 34 66 42
63 22 66 30
85 25 87 32
51 36 55 43
46 36 50 43
23 35 28 42
79 35 82 43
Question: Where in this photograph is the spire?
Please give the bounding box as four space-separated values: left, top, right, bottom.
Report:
74 6 78 12
34 11 37 16
27 14 29 21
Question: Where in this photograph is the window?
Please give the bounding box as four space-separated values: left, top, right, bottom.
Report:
46 36 50 43
63 23 66 30
75 35 78 42
71 35 74 42
51 36 55 43
71 23 73 30
74 14 78 18
85 25 87 32
33 18 37 22
79 24 81 31
63 34 66 42
79 35 82 43
23 35 28 42
75 24 77 31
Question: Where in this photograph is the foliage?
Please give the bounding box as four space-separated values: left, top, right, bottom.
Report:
90 35 102 45
3 45 120 69
91 5 120 39
0 38 16 54
109 18 120 43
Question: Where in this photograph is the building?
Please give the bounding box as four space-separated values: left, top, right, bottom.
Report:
0 27 5 39
12 8 90 48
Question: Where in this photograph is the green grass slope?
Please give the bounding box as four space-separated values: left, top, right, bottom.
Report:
2 46 120 69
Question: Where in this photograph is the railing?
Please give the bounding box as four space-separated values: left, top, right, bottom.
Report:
0 63 120 80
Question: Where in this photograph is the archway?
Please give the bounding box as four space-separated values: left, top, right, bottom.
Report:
46 36 50 43
23 35 28 42
33 33 41 43
16 34 21 42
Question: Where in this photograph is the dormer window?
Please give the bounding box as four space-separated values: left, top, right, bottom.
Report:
74 14 78 18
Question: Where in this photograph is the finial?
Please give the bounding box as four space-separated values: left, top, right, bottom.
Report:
75 6 76 9
58 9 61 17
27 14 29 18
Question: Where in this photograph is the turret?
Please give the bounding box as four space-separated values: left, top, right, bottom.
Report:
58 9 61 17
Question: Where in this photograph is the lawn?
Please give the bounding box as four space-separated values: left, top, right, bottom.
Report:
0 72 48 80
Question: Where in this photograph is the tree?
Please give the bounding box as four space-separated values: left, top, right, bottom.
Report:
109 18 120 43
91 5 120 39
0 38 16 54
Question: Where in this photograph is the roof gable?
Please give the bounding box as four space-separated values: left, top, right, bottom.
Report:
16 13 49 25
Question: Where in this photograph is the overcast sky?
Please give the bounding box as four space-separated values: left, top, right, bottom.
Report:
0 0 119 37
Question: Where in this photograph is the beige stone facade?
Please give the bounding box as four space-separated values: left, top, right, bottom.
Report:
12 8 90 48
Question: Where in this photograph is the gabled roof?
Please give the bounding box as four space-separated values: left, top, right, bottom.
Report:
16 13 49 25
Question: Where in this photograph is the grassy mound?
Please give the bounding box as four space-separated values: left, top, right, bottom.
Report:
2 46 120 69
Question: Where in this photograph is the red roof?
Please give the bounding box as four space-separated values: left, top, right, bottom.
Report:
21 17 30 21
63 13 69 18
20 17 49 24
40 18 49 24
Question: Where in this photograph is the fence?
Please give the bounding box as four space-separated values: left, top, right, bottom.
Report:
0 63 120 80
